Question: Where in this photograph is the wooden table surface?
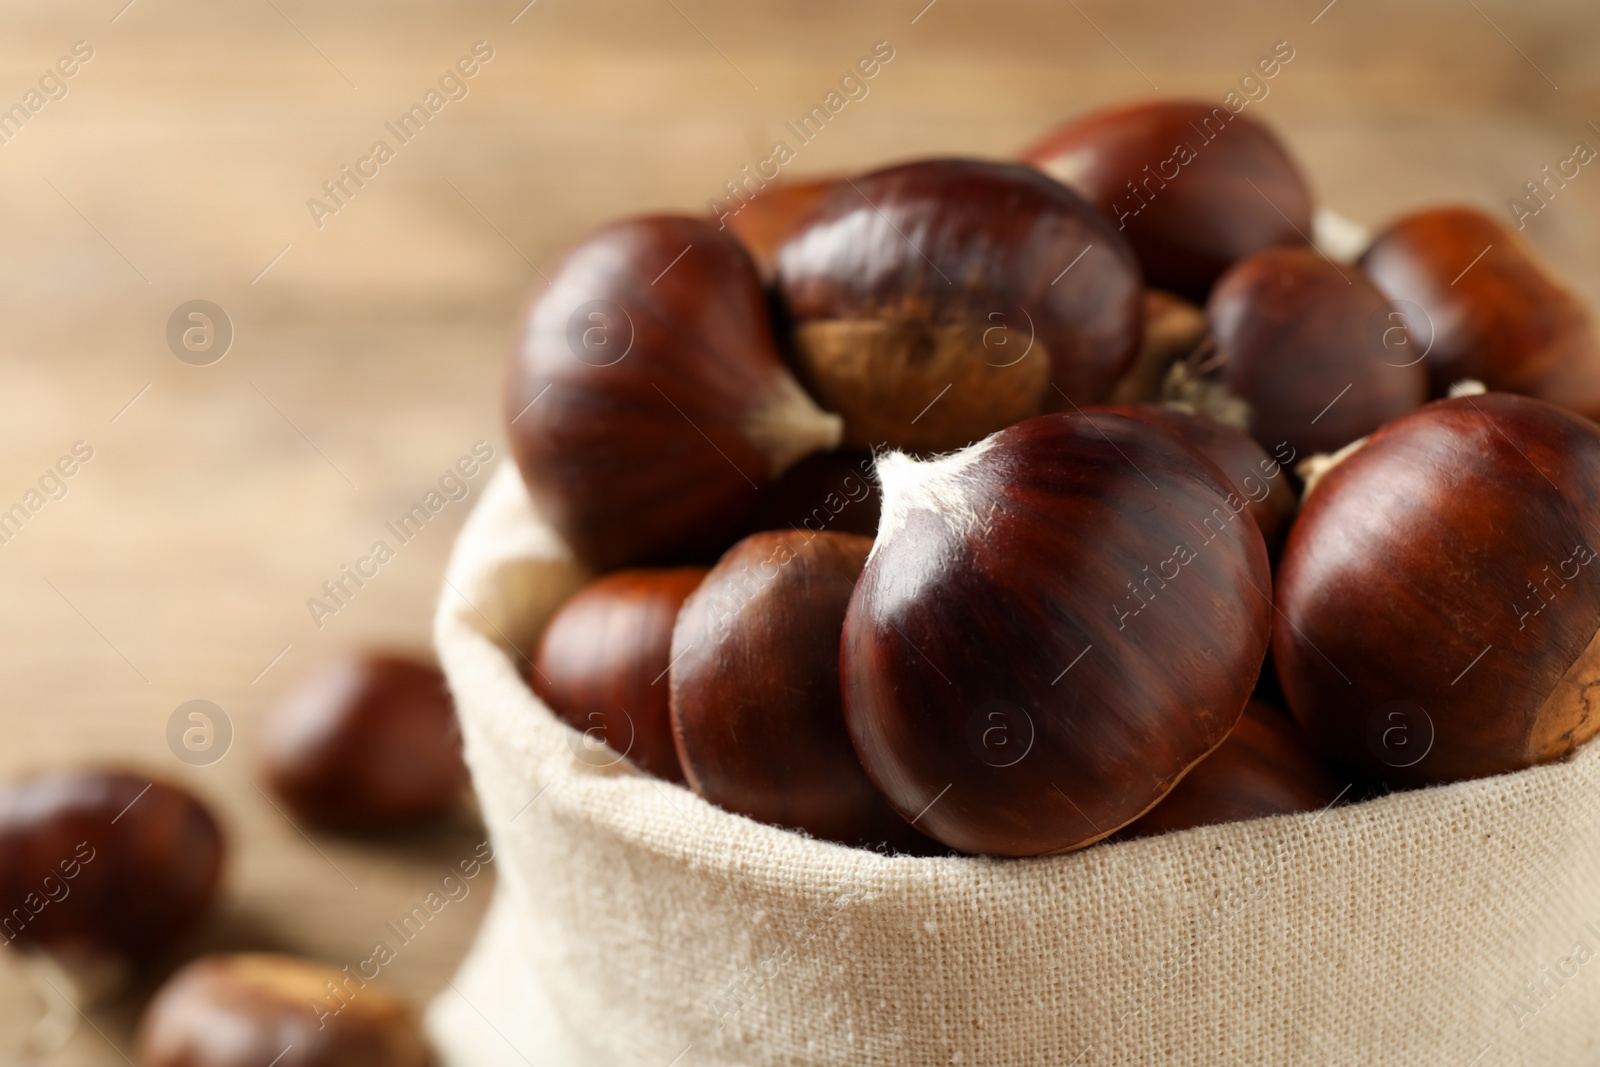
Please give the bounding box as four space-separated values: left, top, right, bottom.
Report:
1 0 1597 1060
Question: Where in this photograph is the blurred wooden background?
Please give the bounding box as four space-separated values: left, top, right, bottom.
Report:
0 0 1596 1060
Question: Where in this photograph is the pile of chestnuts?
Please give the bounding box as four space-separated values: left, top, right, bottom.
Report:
512 97 1600 858
0 650 470 1063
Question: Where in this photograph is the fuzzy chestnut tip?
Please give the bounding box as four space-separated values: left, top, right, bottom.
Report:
747 372 844 476
869 439 998 561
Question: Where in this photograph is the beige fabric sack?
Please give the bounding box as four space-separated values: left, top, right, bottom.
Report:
426 463 1600 1066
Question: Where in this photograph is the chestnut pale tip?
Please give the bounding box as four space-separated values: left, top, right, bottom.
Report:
747 374 844 476
869 437 999 559
1312 207 1371 263
1296 436 1368 500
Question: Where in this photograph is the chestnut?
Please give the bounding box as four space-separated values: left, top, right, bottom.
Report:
719 176 838 281
1275 392 1600 786
1204 245 1428 459
507 215 843 569
1116 700 1343 839
842 412 1272 856
670 530 918 847
1106 289 1208 404
1359 205 1600 418
1023 99 1314 298
775 158 1143 452
0 769 223 967
1093 402 1297 554
532 567 708 782
740 448 880 540
261 652 469 830
136 953 430 1067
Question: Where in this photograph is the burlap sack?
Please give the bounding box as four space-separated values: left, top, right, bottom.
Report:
426 463 1600 1066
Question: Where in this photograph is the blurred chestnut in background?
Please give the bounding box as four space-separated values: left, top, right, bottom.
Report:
740 448 880 540
1024 98 1313 299
507 215 842 569
842 413 1272 856
1360 205 1600 418
1095 403 1297 554
719 176 838 281
1204 245 1427 459
1117 700 1343 838
1275 393 1600 786
532 568 706 782
137 953 430 1067
0 769 222 968
670 530 918 847
776 158 1143 451
261 653 468 830
1107 289 1209 404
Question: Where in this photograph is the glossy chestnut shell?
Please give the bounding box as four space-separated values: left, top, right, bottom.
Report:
1024 99 1314 298
1095 403 1297 554
0 769 223 965
776 158 1143 451
533 567 707 782
1205 245 1428 459
842 412 1272 856
670 530 917 847
1116 700 1343 838
261 653 469 830
507 214 842 569
1275 392 1600 785
1359 205 1600 419
137 953 430 1067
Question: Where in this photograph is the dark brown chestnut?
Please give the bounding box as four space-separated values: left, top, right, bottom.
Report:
740 448 880 540
1275 392 1600 786
842 412 1272 856
1023 98 1313 299
1359 205 1600 418
532 567 707 782
0 769 223 966
1106 289 1208 404
670 530 918 847
775 158 1143 452
137 953 430 1067
1203 245 1428 459
1116 700 1343 839
1094 403 1297 554
261 652 469 830
719 176 838 282
507 215 843 569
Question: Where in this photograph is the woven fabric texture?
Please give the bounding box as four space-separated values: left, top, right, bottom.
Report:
427 462 1600 1066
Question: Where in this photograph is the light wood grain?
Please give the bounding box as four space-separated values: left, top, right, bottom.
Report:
1 0 1597 1061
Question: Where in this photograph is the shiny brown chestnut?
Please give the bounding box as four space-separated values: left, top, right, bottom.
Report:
532 567 707 782
136 953 430 1067
1204 245 1428 459
1275 392 1600 786
719 176 838 282
1359 205 1600 418
1094 403 1297 554
507 215 843 569
775 158 1143 452
1106 289 1209 404
1116 700 1343 839
842 413 1272 856
1023 98 1313 298
0 769 223 967
670 530 918 847
740 448 881 540
261 653 469 830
